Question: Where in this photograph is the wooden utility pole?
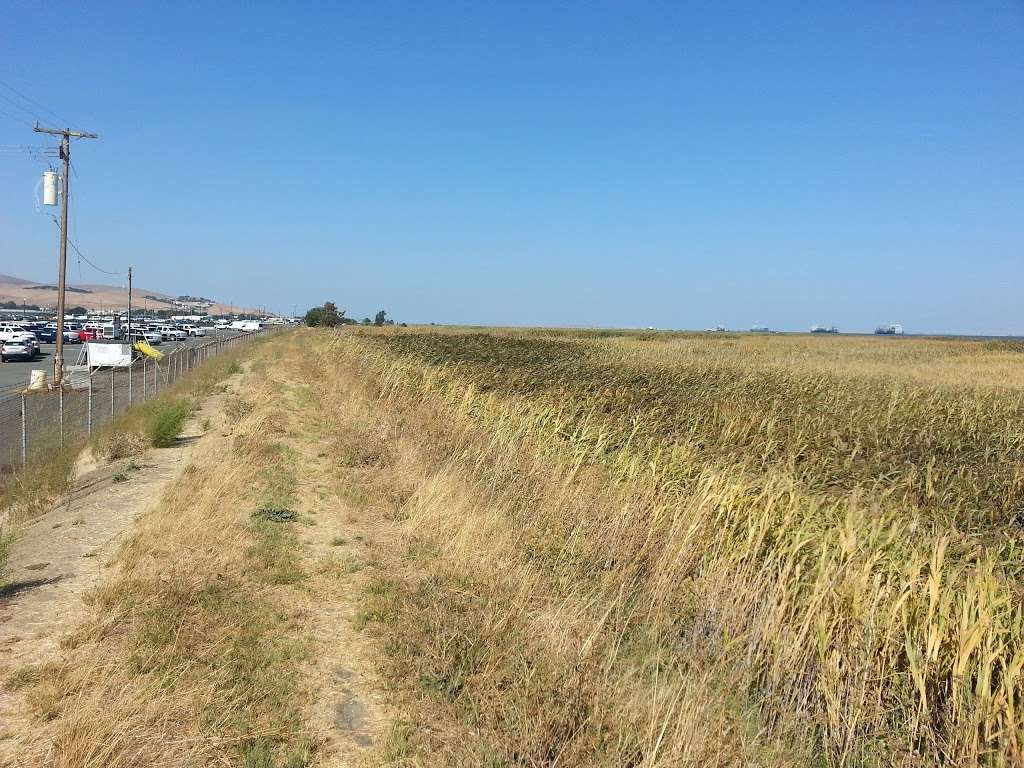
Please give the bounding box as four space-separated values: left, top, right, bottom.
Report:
33 122 98 385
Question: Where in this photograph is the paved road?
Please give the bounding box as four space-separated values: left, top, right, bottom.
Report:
0 332 234 398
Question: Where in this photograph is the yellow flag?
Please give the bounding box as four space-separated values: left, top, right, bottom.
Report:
133 340 165 360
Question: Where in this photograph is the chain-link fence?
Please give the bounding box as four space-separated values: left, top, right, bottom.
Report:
0 329 278 473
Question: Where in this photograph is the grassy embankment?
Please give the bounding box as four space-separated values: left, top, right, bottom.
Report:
319 328 1024 766
5 337 319 767
0 348 252 582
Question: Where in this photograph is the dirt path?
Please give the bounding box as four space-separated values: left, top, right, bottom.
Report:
297 476 393 764
1 350 401 765
271 361 395 765
0 374 241 755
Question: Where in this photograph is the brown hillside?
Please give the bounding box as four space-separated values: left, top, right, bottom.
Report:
0 274 253 315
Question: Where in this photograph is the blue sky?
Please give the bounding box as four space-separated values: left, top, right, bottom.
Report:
0 1 1021 333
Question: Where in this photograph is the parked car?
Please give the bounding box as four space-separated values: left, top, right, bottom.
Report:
0 325 40 351
156 325 186 341
44 323 82 343
129 329 162 345
0 324 33 342
1 338 38 362
181 324 207 337
63 322 85 342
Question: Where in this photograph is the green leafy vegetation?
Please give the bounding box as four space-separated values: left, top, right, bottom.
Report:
143 398 192 448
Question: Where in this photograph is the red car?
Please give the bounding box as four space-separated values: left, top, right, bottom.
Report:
78 328 98 341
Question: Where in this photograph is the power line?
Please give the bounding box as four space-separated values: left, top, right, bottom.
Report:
0 144 46 156
0 91 39 123
0 78 70 126
49 216 122 276
0 105 34 130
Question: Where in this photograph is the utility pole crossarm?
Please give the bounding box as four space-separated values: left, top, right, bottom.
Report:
32 121 98 139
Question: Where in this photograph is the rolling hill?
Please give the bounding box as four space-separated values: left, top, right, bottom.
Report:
0 273 253 315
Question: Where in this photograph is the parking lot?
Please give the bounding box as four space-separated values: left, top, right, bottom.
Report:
0 329 242 401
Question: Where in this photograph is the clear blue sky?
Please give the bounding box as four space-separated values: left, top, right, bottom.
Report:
1 1 1021 333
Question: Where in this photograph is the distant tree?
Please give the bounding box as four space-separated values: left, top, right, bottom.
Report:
322 301 343 327
305 301 345 328
361 318 372 326
304 307 324 326
399 322 408 327
67 305 88 315
374 310 387 327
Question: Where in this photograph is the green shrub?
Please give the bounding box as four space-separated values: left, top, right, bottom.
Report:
144 399 192 448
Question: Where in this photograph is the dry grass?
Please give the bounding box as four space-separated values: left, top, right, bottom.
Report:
299 327 1024 766
10 326 1023 765
9 341 315 768
93 429 149 462
1 339 266 531
0 444 77 528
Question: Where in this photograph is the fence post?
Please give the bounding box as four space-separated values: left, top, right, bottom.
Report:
111 366 115 417
87 373 93 436
143 357 148 400
21 393 27 468
59 385 64 447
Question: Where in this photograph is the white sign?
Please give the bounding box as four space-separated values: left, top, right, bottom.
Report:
86 342 133 368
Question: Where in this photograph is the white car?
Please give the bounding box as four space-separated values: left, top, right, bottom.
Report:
0 326 40 351
0 324 28 342
129 329 163 346
181 324 207 337
155 325 186 341
1 338 38 362
0 323 36 339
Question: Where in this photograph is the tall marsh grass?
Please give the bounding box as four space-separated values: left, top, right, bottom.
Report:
328 328 1024 766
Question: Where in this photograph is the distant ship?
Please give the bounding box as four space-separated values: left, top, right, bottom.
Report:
874 323 905 335
810 325 839 334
